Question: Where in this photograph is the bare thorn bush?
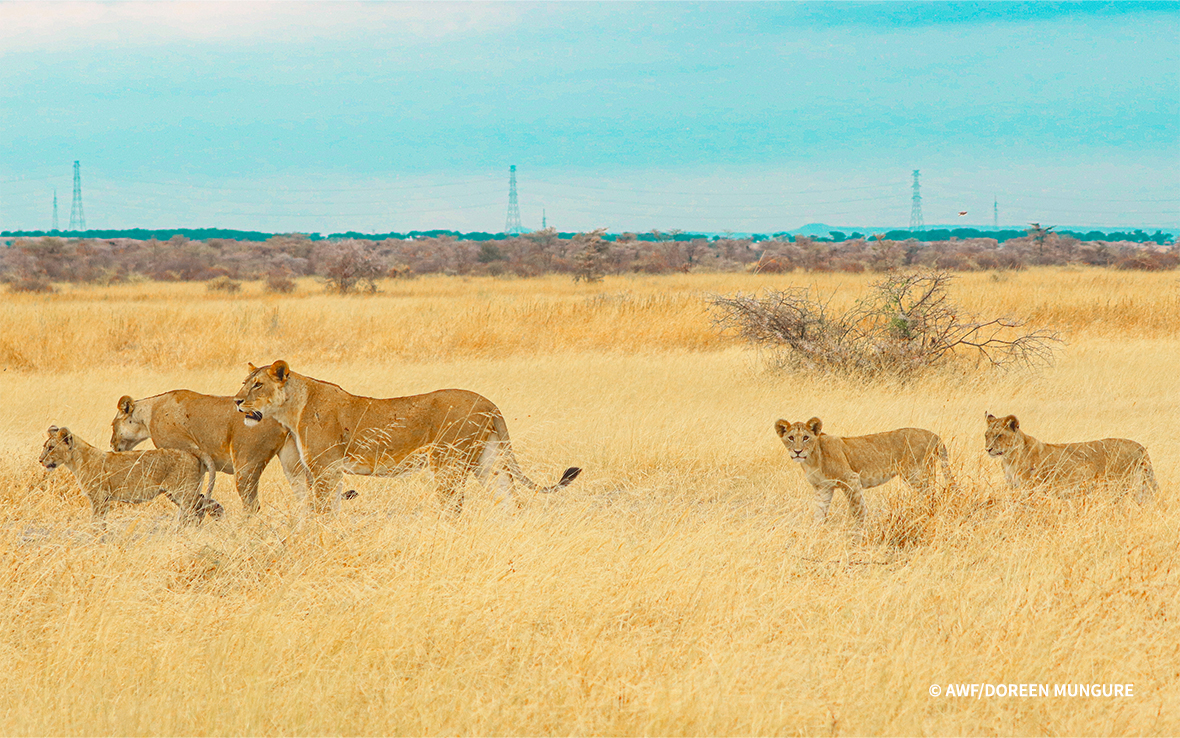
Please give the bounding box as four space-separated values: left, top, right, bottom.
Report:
710 271 1062 377
264 270 296 294
206 275 242 294
572 228 611 283
321 242 382 294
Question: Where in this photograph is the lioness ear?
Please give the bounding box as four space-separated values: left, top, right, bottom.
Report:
247 362 258 373
117 395 134 415
53 426 73 446
47 425 59 438
774 419 790 437
805 417 822 435
985 411 995 423
1005 415 1019 431
269 360 290 382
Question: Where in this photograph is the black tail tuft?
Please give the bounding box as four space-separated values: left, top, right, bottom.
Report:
343 489 359 500
558 467 582 486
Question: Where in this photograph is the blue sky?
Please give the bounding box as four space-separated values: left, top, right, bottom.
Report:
1 1 1177 234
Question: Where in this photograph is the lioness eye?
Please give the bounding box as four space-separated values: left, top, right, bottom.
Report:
253 382 262 390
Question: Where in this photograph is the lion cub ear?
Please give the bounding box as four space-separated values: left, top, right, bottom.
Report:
985 411 996 423
117 396 134 415
48 426 72 445
774 419 791 437
269 360 290 382
805 417 822 435
1004 415 1019 431
247 362 258 373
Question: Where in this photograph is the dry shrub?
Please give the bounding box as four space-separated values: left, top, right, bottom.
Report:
572 229 611 283
1116 252 1180 271
206 275 241 293
6 275 55 293
751 255 792 274
264 270 296 294
710 271 1061 377
321 242 382 294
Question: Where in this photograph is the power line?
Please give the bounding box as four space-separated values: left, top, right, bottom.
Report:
530 178 908 198
88 174 502 194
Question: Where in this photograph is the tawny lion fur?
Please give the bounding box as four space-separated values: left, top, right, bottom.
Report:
232 360 581 513
984 413 1157 501
40 426 223 523
775 417 953 523
111 390 309 514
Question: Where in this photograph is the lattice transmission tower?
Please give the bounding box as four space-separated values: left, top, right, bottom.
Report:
909 169 923 230
504 165 523 235
69 160 85 231
993 196 999 229
52 188 59 231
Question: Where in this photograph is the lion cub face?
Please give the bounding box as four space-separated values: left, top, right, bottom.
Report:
984 413 1021 457
40 426 74 470
110 396 150 452
235 360 291 426
775 417 823 462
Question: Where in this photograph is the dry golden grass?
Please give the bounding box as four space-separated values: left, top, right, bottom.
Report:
0 268 1177 735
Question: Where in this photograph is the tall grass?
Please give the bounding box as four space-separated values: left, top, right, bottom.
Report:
0 271 1177 735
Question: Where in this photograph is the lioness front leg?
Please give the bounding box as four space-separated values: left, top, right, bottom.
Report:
812 482 837 523
277 436 312 505
308 467 344 515
232 461 266 515
841 476 866 522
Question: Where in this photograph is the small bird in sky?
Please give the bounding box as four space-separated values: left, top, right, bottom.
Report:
958 211 968 216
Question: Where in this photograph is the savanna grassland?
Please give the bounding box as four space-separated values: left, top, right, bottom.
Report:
1 268 1178 736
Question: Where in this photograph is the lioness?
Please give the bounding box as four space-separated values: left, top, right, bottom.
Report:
41 426 223 523
775 417 953 523
233 360 582 513
984 413 1157 501
111 391 311 514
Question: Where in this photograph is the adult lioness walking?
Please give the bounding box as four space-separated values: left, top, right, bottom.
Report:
233 360 582 513
775 417 953 523
111 391 310 514
984 413 1157 501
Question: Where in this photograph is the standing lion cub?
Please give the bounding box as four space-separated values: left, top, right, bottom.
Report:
984 413 1157 501
40 426 223 523
775 418 953 523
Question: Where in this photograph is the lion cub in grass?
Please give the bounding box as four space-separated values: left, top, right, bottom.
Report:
775 418 953 523
40 426 223 524
984 413 1157 502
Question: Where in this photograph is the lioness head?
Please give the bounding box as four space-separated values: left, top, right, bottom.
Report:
775 417 823 462
984 412 1021 457
110 395 150 452
40 426 74 470
234 360 291 427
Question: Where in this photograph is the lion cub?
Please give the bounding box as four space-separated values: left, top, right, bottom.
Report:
40 426 223 523
775 417 952 523
984 413 1157 501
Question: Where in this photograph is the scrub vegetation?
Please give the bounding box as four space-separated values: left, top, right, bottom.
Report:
0 268 1176 735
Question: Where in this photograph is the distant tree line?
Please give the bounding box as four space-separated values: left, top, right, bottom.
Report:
3 226 1173 245
1 227 1175 293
